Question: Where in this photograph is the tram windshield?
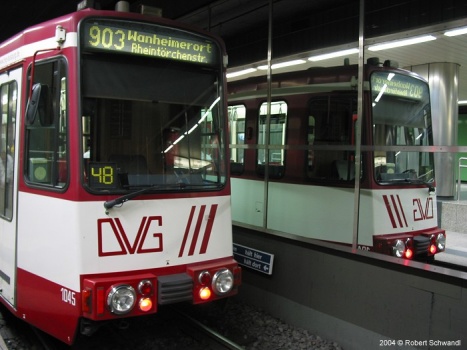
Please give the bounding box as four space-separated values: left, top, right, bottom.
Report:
79 19 226 193
371 71 434 185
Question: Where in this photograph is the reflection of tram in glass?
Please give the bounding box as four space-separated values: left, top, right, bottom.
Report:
228 58 446 260
0 3 240 345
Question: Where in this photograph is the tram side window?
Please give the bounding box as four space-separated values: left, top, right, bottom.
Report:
25 60 68 188
0 81 17 219
228 105 246 175
307 96 356 181
257 101 287 178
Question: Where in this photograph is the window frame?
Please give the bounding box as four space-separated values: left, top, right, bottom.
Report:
256 100 288 179
0 80 18 219
24 57 68 190
228 104 246 175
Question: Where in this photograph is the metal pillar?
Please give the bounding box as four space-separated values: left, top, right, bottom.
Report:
409 62 459 198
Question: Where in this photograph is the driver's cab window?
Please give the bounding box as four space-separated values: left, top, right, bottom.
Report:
25 59 68 188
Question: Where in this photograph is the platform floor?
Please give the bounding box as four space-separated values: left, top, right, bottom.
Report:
436 230 467 265
440 182 467 232
437 183 467 266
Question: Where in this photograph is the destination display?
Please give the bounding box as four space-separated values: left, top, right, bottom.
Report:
82 20 218 65
371 73 427 100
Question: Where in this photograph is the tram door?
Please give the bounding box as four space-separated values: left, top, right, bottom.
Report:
0 67 21 307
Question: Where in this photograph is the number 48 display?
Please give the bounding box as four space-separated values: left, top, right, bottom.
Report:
88 162 118 189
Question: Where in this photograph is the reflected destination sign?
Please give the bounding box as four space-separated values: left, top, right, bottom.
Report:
371 73 426 100
83 20 218 65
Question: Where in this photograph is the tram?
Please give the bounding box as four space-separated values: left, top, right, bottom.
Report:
0 2 240 344
228 58 446 260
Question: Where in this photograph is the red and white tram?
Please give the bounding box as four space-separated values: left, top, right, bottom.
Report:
228 59 446 260
0 2 240 344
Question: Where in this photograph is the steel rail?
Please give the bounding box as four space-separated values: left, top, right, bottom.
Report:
173 307 245 350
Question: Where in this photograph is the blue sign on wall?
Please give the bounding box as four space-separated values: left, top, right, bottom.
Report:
233 243 274 275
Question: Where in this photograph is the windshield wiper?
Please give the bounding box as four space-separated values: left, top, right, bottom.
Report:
104 185 161 211
104 181 219 212
379 177 435 193
403 178 435 193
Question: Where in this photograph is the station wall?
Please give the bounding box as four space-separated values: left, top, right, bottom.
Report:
233 226 467 350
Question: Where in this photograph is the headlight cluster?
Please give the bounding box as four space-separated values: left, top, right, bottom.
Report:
82 277 156 320
392 239 413 259
196 268 235 301
106 279 154 315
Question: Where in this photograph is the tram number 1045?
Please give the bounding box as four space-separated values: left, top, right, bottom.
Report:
60 287 76 306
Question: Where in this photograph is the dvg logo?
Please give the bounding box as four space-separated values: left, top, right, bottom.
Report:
97 204 218 257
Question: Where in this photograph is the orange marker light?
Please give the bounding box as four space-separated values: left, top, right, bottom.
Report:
199 287 211 300
405 249 413 259
429 244 437 254
139 298 153 312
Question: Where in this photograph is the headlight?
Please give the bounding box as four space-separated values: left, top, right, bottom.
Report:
436 233 446 251
212 269 234 295
392 239 405 258
107 285 136 315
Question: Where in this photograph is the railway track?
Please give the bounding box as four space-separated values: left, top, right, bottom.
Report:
1 303 245 350
173 307 245 350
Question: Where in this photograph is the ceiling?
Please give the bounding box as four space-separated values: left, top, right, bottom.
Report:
1 0 467 102
0 0 344 41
